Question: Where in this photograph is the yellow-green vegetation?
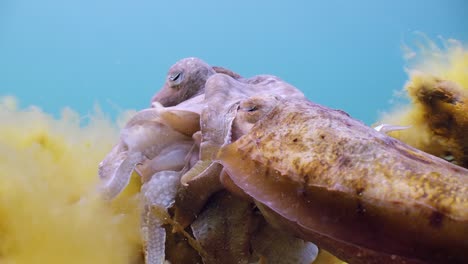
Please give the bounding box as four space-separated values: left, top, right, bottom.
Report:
379 39 468 168
0 97 141 264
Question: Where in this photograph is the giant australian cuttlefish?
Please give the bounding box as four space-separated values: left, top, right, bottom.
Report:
99 57 468 264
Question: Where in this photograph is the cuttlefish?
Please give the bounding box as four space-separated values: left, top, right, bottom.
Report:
173 72 306 227
98 94 203 199
100 57 311 263
98 95 204 264
148 57 307 228
151 56 300 108
217 95 468 264
150 57 241 107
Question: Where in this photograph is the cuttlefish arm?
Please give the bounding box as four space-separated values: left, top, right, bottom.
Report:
98 145 144 199
218 96 468 263
141 170 181 264
135 142 193 183
150 95 204 136
175 74 245 226
98 106 197 200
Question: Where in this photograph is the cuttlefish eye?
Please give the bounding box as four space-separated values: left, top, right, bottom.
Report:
168 71 184 86
239 95 279 124
246 105 258 112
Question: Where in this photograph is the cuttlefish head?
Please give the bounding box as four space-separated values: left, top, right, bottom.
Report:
151 57 216 107
218 94 281 199
231 94 281 141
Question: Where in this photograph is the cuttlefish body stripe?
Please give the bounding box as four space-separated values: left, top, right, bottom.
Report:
217 99 468 263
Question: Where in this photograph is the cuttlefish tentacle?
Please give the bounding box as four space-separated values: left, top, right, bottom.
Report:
218 96 468 263
99 150 144 199
141 170 181 264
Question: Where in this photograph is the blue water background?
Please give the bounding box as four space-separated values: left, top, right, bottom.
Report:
1 0 467 124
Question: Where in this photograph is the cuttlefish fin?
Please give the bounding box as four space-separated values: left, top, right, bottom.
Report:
373 123 411 134
212 66 242 79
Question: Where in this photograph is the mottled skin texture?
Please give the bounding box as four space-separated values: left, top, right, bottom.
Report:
103 57 468 263
174 73 305 227
218 97 468 264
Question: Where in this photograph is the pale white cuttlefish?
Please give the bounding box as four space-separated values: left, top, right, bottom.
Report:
98 95 204 264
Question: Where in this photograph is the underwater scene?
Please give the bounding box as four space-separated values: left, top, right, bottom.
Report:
1 1 467 264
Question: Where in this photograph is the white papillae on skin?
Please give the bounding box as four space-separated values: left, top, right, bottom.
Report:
141 171 181 264
141 211 166 264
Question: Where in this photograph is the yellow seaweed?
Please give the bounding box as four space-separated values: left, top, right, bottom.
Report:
0 97 141 264
379 39 468 167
